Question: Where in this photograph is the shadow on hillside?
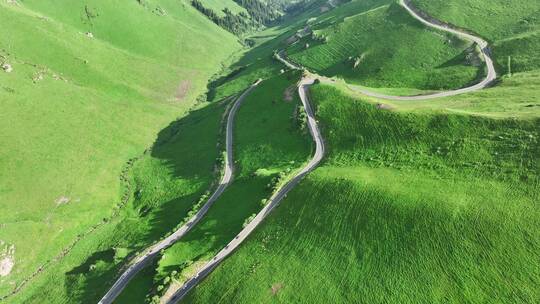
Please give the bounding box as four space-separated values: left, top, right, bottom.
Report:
63 195 203 303
437 48 489 88
150 102 225 179
63 102 227 302
63 11 306 302
65 250 120 303
66 250 115 276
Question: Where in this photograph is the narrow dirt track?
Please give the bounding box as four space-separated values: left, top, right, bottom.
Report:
166 78 325 304
98 81 261 304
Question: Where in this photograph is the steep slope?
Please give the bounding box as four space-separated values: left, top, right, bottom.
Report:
2 0 538 303
116 1 539 303
184 84 540 304
411 0 540 74
199 0 247 16
0 0 239 301
284 0 482 90
116 72 312 303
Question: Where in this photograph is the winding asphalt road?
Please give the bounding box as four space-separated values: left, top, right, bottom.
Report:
348 0 497 101
97 81 261 304
162 1 495 302
102 1 495 302
166 78 325 304
279 0 497 101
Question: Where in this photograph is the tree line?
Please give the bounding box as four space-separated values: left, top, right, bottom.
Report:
191 0 316 35
191 0 258 35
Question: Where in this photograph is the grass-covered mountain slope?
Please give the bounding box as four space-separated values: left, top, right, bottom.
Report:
185 83 540 304
1 0 539 303
92 0 539 302
338 69 540 118
283 0 482 90
191 0 321 35
87 12 327 300
57 100 228 304
178 0 540 301
0 0 240 301
199 0 247 16
411 0 540 74
115 72 312 303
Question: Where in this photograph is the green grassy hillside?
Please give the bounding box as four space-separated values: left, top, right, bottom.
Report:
199 0 247 16
184 84 540 303
411 0 540 74
116 72 312 303
57 100 228 304
2 0 538 302
284 0 481 90
0 0 240 301
342 70 540 119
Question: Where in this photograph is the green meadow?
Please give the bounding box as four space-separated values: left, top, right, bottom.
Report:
1 0 538 303
116 71 312 303
0 0 239 301
285 0 481 89
411 0 540 74
338 70 540 119
185 83 540 303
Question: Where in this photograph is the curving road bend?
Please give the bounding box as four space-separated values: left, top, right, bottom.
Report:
102 1 492 302
98 80 261 304
166 78 325 304
347 0 497 101
279 0 497 101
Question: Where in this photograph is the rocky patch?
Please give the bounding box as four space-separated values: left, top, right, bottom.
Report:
55 196 71 206
376 103 394 110
0 241 15 277
2 63 12 73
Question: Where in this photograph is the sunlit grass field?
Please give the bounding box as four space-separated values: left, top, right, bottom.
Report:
286 0 481 89
199 0 247 16
115 71 312 302
0 0 239 301
338 71 540 119
2 0 538 302
411 0 540 74
185 84 540 303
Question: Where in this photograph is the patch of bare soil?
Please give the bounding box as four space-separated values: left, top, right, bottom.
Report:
271 282 284 295
0 242 15 277
283 85 296 102
55 196 71 206
376 103 394 110
2 63 12 73
175 80 192 101
159 260 208 303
